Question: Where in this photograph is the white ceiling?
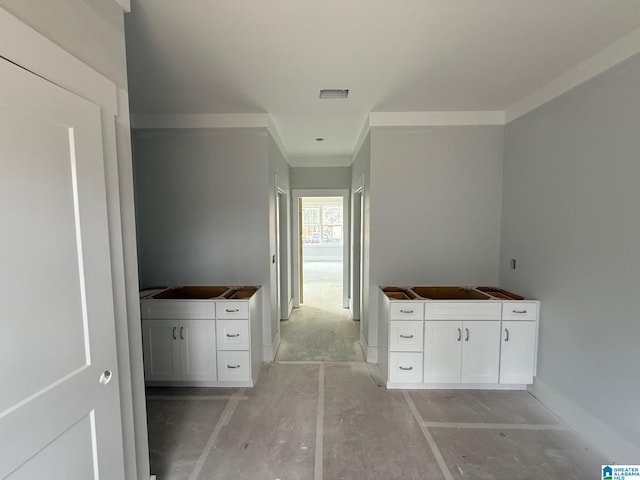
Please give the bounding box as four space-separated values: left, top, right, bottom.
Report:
124 1 640 161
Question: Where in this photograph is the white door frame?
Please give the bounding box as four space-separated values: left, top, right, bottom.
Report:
292 189 350 309
275 174 292 321
350 175 364 322
0 8 147 479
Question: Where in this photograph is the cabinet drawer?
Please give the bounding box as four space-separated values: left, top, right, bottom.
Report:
389 321 424 352
389 302 424 320
216 320 250 350
425 302 501 320
502 302 538 320
141 299 216 319
388 352 423 384
217 351 251 382
216 301 249 319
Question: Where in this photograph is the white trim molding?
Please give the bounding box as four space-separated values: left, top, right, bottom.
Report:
369 111 506 127
268 116 289 163
288 156 352 167
263 330 281 362
0 7 118 115
506 27 640 123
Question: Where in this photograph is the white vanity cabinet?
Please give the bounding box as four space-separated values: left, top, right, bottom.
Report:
499 302 539 384
140 287 262 387
382 288 539 390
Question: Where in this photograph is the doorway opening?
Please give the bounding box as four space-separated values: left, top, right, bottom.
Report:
300 196 344 309
275 189 364 362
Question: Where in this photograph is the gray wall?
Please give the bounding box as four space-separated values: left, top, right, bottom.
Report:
133 128 290 357
291 167 351 189
367 126 504 350
501 54 640 461
133 128 270 287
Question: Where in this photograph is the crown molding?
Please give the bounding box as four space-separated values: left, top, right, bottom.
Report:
288 156 352 167
506 27 640 123
267 116 289 164
369 111 505 127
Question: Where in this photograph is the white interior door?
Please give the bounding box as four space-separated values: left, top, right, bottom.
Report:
0 58 125 478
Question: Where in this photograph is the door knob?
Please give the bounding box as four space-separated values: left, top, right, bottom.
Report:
99 370 113 385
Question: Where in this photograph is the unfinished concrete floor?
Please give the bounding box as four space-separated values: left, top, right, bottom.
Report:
146 363 604 480
275 261 364 362
146 263 603 479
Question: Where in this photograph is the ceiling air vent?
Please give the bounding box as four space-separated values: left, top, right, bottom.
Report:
319 89 349 99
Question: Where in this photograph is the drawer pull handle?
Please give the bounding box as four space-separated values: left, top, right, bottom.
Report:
225 308 240 313
399 366 413 371
172 326 177 340
512 309 527 314
504 328 510 342
227 364 241 369
457 328 462 342
180 326 184 340
464 328 470 342
226 333 240 338
399 309 414 314
399 334 414 339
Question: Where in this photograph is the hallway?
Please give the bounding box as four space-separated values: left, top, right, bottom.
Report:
275 262 364 362
146 362 601 480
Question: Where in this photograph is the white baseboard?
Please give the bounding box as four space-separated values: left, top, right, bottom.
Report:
361 333 378 363
529 378 640 462
263 330 281 362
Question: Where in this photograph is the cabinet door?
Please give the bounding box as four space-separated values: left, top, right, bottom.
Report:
424 321 462 383
142 320 180 381
500 321 536 384
460 321 500 384
180 320 217 381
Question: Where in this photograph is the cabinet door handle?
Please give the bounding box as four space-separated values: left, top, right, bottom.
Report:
457 328 462 341
399 334 414 339
172 326 177 340
399 366 413 371
465 328 470 341
504 328 510 342
512 309 527 314
227 364 241 369
225 308 240 313
399 309 414 314
226 333 240 338
180 326 184 340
